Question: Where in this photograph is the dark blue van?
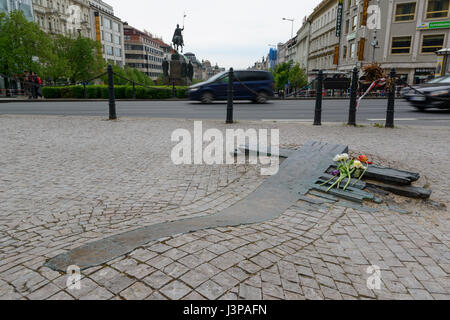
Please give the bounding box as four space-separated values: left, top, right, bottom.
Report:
188 70 274 103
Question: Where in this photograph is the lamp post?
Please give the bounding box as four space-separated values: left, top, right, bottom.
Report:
371 0 381 62
282 18 295 39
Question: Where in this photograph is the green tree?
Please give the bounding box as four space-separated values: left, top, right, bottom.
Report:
40 34 72 83
66 36 104 83
271 61 307 91
288 64 307 89
0 11 51 79
101 64 154 86
271 61 292 91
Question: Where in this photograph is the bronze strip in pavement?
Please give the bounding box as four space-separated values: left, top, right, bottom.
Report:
44 141 348 271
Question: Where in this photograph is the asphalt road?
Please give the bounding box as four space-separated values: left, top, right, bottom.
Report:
1 99 450 126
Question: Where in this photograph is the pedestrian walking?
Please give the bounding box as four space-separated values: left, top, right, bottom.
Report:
35 74 43 99
26 71 35 99
30 72 38 99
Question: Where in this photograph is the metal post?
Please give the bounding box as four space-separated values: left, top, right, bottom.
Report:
132 82 136 99
313 70 323 126
226 68 234 124
83 82 87 99
386 68 396 128
348 67 358 126
107 65 117 120
172 81 176 98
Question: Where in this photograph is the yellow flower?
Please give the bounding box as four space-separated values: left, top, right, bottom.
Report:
351 160 364 169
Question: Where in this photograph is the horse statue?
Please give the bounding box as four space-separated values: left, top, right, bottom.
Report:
172 24 184 53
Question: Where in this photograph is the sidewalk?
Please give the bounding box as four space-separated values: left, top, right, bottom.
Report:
0 115 448 300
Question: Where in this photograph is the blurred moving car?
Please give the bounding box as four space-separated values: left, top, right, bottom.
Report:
188 70 274 104
401 76 450 110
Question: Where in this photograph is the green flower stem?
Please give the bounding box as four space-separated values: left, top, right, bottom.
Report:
352 165 369 186
327 174 346 192
343 169 355 191
320 175 337 187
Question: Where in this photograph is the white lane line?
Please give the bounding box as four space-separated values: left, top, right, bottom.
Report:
261 119 313 122
367 118 418 121
415 118 450 121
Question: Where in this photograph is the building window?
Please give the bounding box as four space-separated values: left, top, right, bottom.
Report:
426 0 449 19
106 46 113 55
343 46 347 59
104 32 112 42
104 18 111 29
395 2 417 21
421 34 445 53
112 22 119 32
350 42 356 58
391 36 412 54
351 16 358 32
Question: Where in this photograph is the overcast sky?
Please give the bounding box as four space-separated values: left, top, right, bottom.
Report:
106 0 321 69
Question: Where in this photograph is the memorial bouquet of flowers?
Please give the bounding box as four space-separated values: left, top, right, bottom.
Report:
321 154 371 192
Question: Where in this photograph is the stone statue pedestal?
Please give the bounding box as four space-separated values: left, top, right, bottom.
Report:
169 60 187 86
161 52 191 86
166 59 188 86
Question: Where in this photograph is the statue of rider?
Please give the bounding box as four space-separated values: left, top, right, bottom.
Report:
172 24 184 53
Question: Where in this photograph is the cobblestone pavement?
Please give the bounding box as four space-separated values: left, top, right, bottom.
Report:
0 115 449 300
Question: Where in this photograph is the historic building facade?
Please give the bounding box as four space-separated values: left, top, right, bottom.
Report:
31 0 91 37
123 23 165 80
338 0 450 84
293 19 312 71
1 0 34 20
89 0 125 66
307 0 341 78
262 0 449 85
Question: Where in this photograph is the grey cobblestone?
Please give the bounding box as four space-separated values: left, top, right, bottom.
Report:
0 116 449 300
119 282 153 300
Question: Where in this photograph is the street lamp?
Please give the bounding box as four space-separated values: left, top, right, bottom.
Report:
371 0 381 62
282 18 295 39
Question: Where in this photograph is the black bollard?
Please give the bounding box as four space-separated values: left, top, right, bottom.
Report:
348 67 358 126
172 81 176 98
132 82 136 99
226 68 234 124
313 70 323 126
107 65 117 120
386 68 396 128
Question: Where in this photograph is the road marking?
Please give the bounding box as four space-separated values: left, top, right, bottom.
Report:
262 119 313 123
367 118 418 121
368 118 450 122
416 118 450 121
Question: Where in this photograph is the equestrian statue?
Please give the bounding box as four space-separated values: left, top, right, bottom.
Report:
172 24 184 53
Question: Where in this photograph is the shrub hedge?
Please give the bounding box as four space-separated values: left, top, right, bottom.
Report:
42 85 188 99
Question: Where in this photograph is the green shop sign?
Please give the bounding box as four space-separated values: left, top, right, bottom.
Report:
417 21 450 29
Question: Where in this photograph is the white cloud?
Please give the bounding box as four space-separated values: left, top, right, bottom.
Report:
106 0 319 68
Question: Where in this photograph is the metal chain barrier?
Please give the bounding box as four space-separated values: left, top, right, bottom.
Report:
111 72 155 89
285 80 315 98
233 76 261 96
